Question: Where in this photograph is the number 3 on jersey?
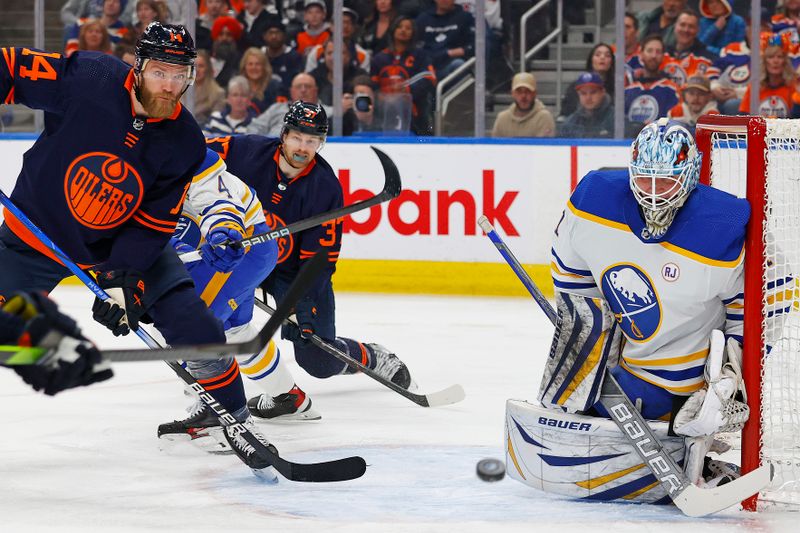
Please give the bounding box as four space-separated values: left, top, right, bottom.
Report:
19 49 60 81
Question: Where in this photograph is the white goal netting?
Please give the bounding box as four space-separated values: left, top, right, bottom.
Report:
709 120 800 508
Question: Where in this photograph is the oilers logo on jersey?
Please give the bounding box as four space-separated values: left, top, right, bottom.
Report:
600 264 661 342
627 94 660 124
64 152 143 230
759 96 790 118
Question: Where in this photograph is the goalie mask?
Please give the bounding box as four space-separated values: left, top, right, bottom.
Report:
629 119 701 239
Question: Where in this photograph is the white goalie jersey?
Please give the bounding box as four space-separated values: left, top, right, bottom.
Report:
182 148 266 241
550 170 749 396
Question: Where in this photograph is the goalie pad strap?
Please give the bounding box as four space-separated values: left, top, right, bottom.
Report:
538 292 622 412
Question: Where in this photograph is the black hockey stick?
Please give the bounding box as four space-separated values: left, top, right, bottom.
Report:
179 146 403 262
0 194 367 482
478 215 772 516
253 297 465 408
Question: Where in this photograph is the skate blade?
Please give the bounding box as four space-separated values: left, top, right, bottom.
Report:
252 466 279 484
158 431 233 454
253 408 323 423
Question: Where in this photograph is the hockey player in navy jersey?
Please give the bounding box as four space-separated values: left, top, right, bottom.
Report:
202 101 417 421
506 120 768 502
0 24 272 451
1 292 112 396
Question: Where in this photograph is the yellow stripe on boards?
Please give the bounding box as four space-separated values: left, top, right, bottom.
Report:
60 260 555 297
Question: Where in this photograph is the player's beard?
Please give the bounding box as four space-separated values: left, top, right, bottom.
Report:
139 84 180 118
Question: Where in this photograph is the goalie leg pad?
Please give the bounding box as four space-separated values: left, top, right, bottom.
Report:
505 400 685 502
538 292 622 412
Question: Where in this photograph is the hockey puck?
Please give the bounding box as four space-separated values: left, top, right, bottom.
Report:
476 458 505 482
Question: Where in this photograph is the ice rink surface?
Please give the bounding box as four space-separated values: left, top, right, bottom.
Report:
2 286 798 532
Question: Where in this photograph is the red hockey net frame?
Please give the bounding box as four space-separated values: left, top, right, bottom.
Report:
696 115 767 512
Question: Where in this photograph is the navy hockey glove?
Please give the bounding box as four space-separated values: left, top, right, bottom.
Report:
92 270 147 337
282 298 317 344
199 227 245 273
4 292 113 396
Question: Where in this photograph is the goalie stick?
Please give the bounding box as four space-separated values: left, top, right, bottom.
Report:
179 145 403 262
253 298 465 408
0 191 367 483
477 215 773 517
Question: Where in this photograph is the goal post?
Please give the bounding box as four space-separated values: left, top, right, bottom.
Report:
696 114 800 511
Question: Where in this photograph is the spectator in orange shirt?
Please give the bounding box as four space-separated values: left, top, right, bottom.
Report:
667 75 718 132
295 0 332 56
740 42 796 118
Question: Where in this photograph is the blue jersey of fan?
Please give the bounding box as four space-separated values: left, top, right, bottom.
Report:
550 170 749 395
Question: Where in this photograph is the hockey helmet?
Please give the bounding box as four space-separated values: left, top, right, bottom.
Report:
629 118 701 238
282 101 329 137
135 22 196 72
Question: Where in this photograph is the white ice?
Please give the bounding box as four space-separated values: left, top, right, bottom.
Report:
1 286 796 532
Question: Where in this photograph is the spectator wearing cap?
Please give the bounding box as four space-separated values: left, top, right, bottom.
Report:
238 0 282 49
491 72 555 138
667 75 718 132
262 19 305 93
305 7 370 72
558 72 615 139
362 0 398 54
204 75 259 136
416 0 475 79
561 43 615 117
638 0 687 50
296 0 332 55
698 0 745 55
211 16 245 88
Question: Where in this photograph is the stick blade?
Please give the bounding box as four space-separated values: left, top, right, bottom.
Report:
672 464 773 517
420 384 466 408
275 455 368 482
370 146 402 199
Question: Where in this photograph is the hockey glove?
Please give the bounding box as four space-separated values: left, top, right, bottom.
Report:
4 292 113 395
199 227 245 273
92 270 147 337
283 297 317 345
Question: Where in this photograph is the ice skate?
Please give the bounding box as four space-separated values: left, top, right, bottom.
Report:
247 384 322 421
157 401 232 453
367 343 415 390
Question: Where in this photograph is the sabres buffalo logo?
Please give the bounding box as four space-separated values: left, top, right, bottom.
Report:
263 210 292 264
63 152 143 230
600 263 662 343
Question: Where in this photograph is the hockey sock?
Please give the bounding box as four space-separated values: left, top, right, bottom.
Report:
238 340 296 395
337 337 373 374
188 358 248 420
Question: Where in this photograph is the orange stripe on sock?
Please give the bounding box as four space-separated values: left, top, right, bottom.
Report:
203 364 240 390
358 342 368 366
197 360 238 385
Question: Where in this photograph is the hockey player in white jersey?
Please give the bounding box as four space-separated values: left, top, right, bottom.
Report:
506 120 758 503
158 148 320 447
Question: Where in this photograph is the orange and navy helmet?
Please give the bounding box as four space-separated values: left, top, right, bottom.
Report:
282 100 328 137
135 22 196 72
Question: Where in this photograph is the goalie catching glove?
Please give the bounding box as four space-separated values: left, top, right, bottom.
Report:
92 270 147 337
3 292 113 395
